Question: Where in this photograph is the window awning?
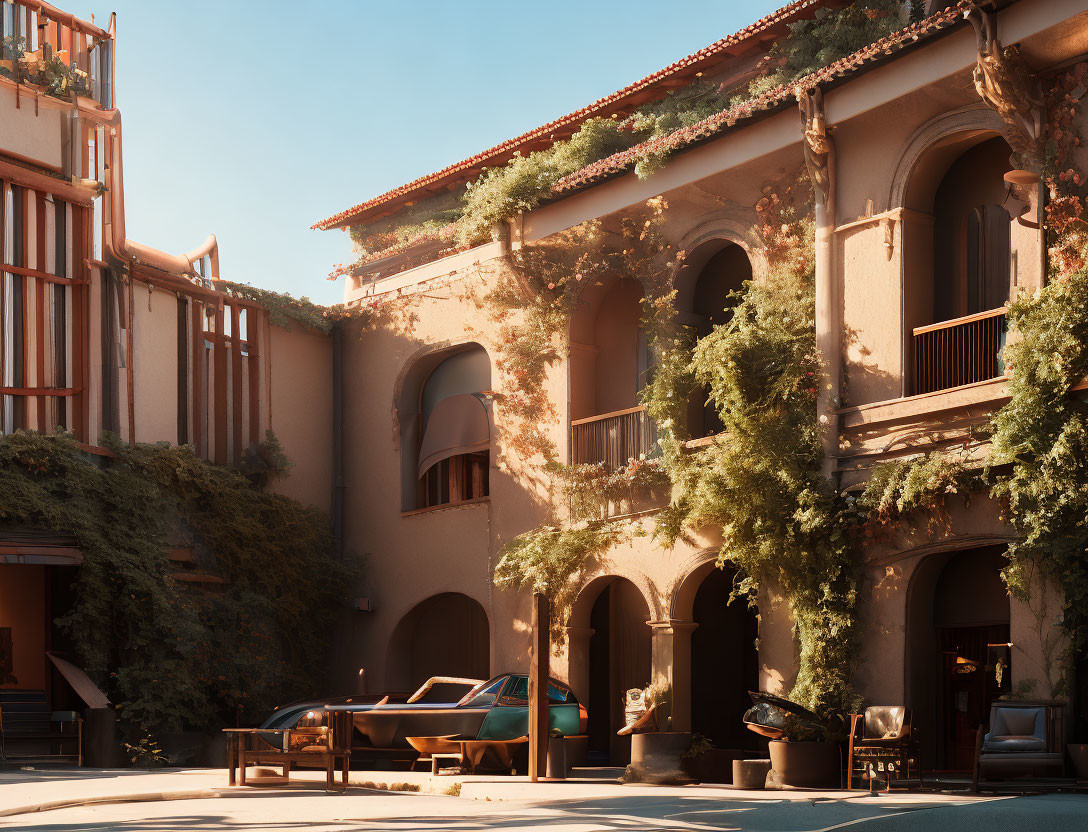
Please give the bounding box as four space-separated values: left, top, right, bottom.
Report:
417 393 490 479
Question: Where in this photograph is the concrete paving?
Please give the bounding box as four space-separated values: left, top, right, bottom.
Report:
1 767 1085 831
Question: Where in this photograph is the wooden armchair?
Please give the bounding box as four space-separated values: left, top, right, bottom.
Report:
847 706 917 790
973 701 1065 790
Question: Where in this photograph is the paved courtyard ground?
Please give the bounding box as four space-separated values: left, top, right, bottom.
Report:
1 768 1085 831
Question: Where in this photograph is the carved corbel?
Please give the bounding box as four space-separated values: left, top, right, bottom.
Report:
967 5 1044 170
796 86 834 208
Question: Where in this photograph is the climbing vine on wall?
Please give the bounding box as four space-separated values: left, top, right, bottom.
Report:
485 199 679 624
0 430 356 737
645 172 862 715
218 280 419 336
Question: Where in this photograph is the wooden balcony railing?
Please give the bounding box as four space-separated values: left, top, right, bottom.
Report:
912 306 1007 395
1 2 113 107
570 405 658 472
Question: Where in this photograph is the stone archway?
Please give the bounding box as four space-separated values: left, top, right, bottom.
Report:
385 593 490 694
671 558 760 751
905 545 1010 771
567 576 652 765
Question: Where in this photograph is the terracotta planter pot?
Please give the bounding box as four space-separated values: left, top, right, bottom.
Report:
768 740 840 789
624 732 694 784
1069 743 1088 780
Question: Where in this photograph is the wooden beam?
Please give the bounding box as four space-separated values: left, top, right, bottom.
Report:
528 592 550 782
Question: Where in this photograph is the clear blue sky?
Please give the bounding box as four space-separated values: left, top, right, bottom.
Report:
65 1 783 305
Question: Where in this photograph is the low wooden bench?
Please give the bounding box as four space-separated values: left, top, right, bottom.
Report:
224 713 352 791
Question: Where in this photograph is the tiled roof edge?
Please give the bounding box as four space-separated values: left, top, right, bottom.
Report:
552 1 971 195
312 0 833 231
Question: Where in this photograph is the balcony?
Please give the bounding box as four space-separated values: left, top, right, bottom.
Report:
570 405 659 472
912 307 1007 396
0 2 113 107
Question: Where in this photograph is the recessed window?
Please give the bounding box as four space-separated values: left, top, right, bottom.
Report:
406 346 491 510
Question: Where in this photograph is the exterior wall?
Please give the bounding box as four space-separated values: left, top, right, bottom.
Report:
267 323 334 512
132 284 179 444
0 87 64 170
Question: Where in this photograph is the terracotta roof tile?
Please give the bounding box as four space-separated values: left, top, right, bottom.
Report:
552 1 971 195
313 0 837 231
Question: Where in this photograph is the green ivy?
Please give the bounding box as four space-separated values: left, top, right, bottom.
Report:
990 267 1088 680
651 214 861 715
0 430 357 737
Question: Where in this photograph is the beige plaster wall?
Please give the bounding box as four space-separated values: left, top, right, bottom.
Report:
266 324 333 513
0 87 63 170
132 284 179 444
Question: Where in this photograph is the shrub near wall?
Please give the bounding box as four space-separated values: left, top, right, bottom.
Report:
0 430 356 740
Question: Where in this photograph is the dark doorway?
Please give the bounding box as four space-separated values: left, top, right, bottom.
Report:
585 579 651 765
909 545 1011 771
690 567 761 751
386 593 490 695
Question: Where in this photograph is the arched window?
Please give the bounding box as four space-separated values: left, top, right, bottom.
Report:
932 138 1013 323
904 134 1018 394
674 240 752 437
400 345 491 510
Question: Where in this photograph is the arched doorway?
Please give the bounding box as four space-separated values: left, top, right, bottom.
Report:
385 593 490 695
572 577 651 765
689 566 760 751
673 240 752 438
906 545 1010 771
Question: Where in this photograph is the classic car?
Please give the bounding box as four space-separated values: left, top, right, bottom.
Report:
260 673 586 750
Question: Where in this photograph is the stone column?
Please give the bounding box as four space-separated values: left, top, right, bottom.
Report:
648 619 698 732
797 86 839 478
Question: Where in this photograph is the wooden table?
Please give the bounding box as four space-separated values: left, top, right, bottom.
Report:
223 718 351 790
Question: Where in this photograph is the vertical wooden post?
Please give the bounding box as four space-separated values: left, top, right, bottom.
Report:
528 592 550 781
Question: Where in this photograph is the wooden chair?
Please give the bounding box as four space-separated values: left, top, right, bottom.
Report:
847 706 917 791
972 700 1066 791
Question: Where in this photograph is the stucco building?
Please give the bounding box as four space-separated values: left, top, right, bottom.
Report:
316 0 1087 771
1 0 1086 774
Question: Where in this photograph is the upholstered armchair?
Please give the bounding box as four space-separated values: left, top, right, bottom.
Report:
973 702 1065 790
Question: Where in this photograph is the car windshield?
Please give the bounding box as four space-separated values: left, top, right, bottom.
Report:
497 676 574 706
457 677 506 708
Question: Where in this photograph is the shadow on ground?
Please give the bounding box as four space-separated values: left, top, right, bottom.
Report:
3 788 1087 831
